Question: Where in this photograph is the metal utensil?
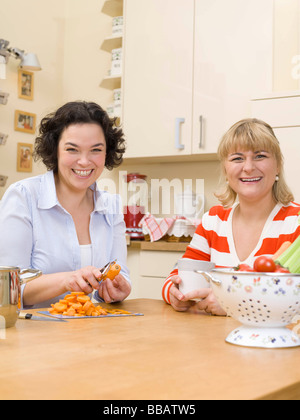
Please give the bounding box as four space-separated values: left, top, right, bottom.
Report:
98 260 117 281
18 312 67 322
0 266 42 328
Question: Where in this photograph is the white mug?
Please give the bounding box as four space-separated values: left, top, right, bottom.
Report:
178 259 215 300
175 189 205 219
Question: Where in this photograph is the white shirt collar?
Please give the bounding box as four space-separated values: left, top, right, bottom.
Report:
37 170 109 213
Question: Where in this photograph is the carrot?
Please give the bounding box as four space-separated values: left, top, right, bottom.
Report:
85 306 94 316
66 307 76 316
77 295 91 304
82 300 93 312
104 263 121 280
53 302 68 312
49 308 59 314
65 295 77 303
48 289 132 318
71 303 82 311
272 241 292 261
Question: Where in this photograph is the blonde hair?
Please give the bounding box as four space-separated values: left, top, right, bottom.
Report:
215 118 294 207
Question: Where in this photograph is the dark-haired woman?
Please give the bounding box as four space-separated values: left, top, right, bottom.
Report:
0 101 131 308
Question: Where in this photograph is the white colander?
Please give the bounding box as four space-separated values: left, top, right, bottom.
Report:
199 268 300 348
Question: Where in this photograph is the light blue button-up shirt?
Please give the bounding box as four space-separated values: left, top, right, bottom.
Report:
0 170 130 308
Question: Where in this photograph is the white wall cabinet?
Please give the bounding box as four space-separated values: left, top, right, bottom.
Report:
192 0 273 155
122 0 273 160
123 0 194 158
251 93 300 202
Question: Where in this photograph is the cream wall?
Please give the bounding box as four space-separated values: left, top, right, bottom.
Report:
0 0 68 198
0 0 113 199
100 161 221 216
62 0 112 105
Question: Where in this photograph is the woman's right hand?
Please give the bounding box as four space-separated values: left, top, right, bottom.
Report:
169 275 196 312
23 266 103 307
64 266 102 295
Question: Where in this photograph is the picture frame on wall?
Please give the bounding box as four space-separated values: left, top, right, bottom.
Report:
17 142 33 173
18 69 34 100
14 110 36 134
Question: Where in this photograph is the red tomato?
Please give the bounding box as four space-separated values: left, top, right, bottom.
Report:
237 264 254 272
253 256 276 272
274 265 290 273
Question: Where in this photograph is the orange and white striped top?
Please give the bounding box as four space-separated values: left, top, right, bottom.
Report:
162 202 300 304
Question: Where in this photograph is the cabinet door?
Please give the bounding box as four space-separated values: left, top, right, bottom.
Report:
192 0 273 154
123 0 194 158
274 127 300 203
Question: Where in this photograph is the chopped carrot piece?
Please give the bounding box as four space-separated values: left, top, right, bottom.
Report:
65 295 77 303
66 307 76 316
53 302 68 313
85 306 94 316
49 308 58 314
77 295 90 303
71 303 82 311
82 300 93 312
49 281 132 318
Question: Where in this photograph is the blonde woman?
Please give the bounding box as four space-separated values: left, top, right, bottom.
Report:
163 118 300 315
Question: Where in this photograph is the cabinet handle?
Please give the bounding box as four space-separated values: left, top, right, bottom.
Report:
199 115 203 149
175 117 185 150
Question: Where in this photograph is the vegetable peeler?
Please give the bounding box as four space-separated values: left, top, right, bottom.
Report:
98 260 118 281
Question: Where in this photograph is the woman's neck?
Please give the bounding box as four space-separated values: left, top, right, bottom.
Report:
236 195 278 223
54 175 93 213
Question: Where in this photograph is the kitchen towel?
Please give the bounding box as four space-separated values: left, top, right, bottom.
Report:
139 213 201 242
139 213 175 242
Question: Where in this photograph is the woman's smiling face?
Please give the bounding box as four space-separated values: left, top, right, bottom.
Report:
57 123 106 192
224 149 279 203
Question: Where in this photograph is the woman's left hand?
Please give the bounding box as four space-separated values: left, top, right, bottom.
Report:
183 288 227 316
98 274 131 303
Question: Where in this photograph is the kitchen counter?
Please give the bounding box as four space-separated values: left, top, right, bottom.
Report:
0 299 300 400
128 239 188 252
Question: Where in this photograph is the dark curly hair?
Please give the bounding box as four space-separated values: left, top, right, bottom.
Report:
33 101 126 171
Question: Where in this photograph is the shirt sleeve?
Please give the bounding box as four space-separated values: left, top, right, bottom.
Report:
0 183 33 268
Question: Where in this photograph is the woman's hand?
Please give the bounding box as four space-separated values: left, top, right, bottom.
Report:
169 275 196 312
169 275 227 316
184 288 227 316
23 266 103 307
63 266 102 295
98 274 131 303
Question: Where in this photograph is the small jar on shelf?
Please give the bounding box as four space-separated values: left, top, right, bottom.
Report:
106 88 122 119
112 16 123 36
110 47 122 76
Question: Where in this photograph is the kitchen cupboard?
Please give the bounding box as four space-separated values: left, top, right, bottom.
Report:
122 0 273 160
251 92 300 202
123 0 194 158
127 246 184 300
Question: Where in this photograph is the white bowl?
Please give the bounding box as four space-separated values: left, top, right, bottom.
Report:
199 268 300 348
